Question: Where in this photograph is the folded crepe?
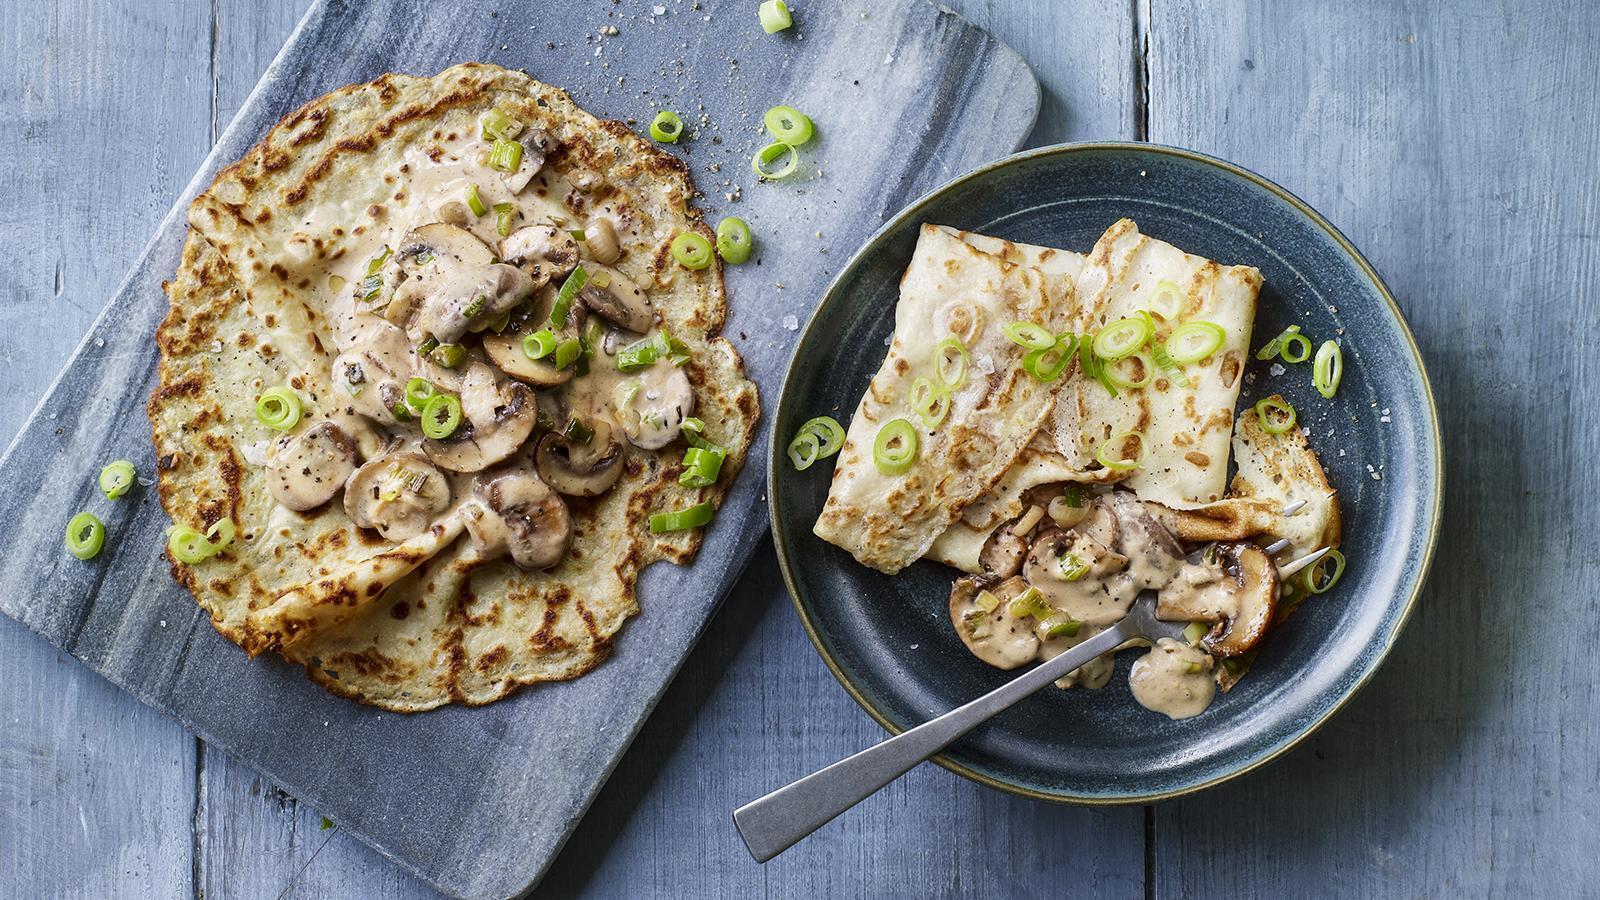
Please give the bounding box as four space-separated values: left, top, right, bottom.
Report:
812 225 1076 574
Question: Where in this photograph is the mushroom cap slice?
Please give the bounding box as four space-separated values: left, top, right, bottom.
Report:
267 422 358 511
422 380 539 473
948 574 1040 670
1200 542 1278 657
399 223 495 268
343 453 451 541
535 418 624 497
979 525 1028 578
462 464 572 570
481 328 575 387
617 363 695 450
578 265 653 333
499 225 579 289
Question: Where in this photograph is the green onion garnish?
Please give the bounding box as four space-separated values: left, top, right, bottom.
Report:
99 460 137 500
650 500 716 533
1062 484 1085 508
1150 340 1192 389
1006 587 1052 619
1078 334 1118 398
430 343 467 368
872 418 918 476
463 295 487 319
493 202 516 237
616 337 657 372
1055 553 1089 581
550 267 590 328
679 417 718 452
670 232 715 270
1302 548 1346 594
1148 279 1183 321
758 0 793 33
563 416 593 445
418 336 440 357
1314 340 1343 399
786 416 845 471
908 376 951 428
1023 336 1076 383
553 337 583 369
1102 349 1153 389
678 445 727 488
1092 316 1153 360
420 394 463 439
404 377 436 412
1003 321 1055 351
650 110 684 143
787 431 821 470
762 104 814 146
524 328 556 358
166 525 212 565
1041 614 1082 639
751 141 798 180
1182 621 1209 646
488 138 524 173
205 519 236 553
65 512 106 560
480 107 524 142
715 217 753 264
1096 430 1146 471
255 386 302 431
934 337 968 389
1255 396 1296 435
1166 321 1227 364
465 184 488 217
1257 325 1312 363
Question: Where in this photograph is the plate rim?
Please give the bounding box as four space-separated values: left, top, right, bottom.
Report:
765 140 1444 805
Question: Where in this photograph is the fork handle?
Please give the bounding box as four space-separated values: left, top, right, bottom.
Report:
732 622 1132 862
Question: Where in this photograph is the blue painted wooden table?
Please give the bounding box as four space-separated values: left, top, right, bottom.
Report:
4 1 1594 896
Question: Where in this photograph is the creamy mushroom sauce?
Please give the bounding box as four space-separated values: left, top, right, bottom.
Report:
951 490 1259 719
258 114 694 573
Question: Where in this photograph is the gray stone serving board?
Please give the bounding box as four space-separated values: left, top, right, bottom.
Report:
0 1 1036 896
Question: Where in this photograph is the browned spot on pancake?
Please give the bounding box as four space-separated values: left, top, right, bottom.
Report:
1185 451 1211 468
476 645 509 673
389 600 411 620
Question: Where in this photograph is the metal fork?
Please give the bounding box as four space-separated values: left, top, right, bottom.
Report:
733 502 1328 863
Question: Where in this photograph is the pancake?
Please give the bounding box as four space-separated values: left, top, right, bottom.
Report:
148 63 759 710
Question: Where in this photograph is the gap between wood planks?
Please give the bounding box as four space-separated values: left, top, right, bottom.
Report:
1133 3 1154 898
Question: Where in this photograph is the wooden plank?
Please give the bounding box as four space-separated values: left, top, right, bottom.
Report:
0 0 213 894
1146 2 1600 896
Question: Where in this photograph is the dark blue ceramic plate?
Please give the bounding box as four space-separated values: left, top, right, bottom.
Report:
768 143 1442 803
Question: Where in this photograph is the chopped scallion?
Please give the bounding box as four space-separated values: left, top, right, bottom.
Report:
650 500 715 533
872 418 918 475
758 0 793 33
99 460 137 500
762 104 814 146
650 110 684 143
65 512 105 560
255 386 302 431
1254 396 1296 434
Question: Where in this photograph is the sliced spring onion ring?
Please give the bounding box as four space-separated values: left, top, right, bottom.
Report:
166 525 212 565
1255 396 1297 434
934 337 968 389
715 217 753 264
1023 337 1075 382
670 232 715 270
1055 553 1089 581
550 266 589 327
1007 587 1052 619
488 138 523 173
1281 332 1312 363
1078 334 1118 398
786 430 821 470
650 110 684 143
430 343 467 368
763 104 814 146
1166 321 1227 364
1003 321 1055 350
1062 484 1085 508
420 393 463 439
404 377 436 411
650 500 715 533
65 512 105 560
99 460 137 499
1104 349 1154 389
563 416 594 445
679 417 719 453
465 184 487 217
1149 279 1184 321
205 518 236 554
1314 340 1343 398
758 0 793 33
493 202 516 237
872 418 918 476
523 329 557 360
1150 340 1192 389
678 446 727 488
908 376 951 428
1302 548 1347 594
1182 621 1209 646
553 338 583 370
751 141 798 180
796 416 845 459
1041 614 1082 639
480 107 523 141
255 386 302 431
1093 316 1153 360
1096 430 1147 471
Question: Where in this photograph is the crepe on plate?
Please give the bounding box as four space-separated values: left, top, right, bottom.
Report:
149 63 758 711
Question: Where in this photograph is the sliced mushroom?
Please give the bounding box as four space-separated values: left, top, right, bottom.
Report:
422 378 539 473
343 453 451 541
1108 490 1186 588
948 574 1040 670
536 417 624 496
616 363 695 450
331 319 415 426
384 224 534 343
461 463 572 569
435 199 471 227
1199 542 1278 658
399 222 495 267
583 216 622 264
979 525 1028 578
503 127 554 193
578 265 654 332
499 225 579 289
267 422 358 511
1022 526 1135 626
